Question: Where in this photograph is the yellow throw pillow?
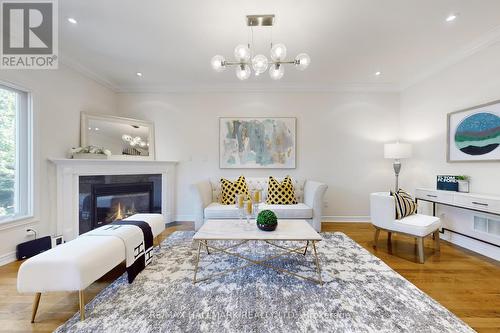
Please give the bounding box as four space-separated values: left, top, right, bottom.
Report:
220 176 249 205
266 176 298 205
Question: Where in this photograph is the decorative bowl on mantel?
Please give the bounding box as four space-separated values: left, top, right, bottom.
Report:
256 210 278 231
69 146 111 159
72 153 108 160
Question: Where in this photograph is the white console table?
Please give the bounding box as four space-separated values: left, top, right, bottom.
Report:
415 188 500 248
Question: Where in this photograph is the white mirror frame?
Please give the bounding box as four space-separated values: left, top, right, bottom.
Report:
80 112 156 160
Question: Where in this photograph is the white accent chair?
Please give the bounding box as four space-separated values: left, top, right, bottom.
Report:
193 177 328 232
17 214 165 323
370 192 441 263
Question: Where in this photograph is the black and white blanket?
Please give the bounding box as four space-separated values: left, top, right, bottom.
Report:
83 220 154 283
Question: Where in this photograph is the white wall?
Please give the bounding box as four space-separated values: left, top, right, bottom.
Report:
117 92 400 221
0 65 117 265
400 43 500 259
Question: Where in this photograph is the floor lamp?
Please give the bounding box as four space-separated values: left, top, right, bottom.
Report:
384 142 412 192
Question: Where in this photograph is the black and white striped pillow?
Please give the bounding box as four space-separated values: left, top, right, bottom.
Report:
391 189 418 219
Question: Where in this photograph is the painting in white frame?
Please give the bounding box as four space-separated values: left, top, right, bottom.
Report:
447 100 500 162
219 117 296 169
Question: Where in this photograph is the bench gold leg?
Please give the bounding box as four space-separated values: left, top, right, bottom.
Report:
31 292 41 323
79 290 85 321
154 236 162 249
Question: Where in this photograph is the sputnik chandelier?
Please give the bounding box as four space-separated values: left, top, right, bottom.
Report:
211 14 310 80
122 134 148 148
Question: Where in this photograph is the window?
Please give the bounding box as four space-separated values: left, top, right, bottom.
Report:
0 84 31 223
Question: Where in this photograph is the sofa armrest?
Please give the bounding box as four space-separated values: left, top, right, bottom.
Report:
303 180 328 231
192 180 212 230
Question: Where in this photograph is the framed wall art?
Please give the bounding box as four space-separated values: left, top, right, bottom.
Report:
447 100 500 162
219 117 296 169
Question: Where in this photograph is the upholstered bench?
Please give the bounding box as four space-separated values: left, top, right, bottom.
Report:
17 214 165 323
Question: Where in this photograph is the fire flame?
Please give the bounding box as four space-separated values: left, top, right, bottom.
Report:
107 201 137 222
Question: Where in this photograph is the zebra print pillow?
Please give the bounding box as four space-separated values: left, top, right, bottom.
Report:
391 189 418 219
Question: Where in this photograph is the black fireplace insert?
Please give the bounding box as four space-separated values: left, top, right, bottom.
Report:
79 174 162 234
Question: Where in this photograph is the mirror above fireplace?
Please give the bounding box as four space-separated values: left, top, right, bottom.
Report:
81 112 155 160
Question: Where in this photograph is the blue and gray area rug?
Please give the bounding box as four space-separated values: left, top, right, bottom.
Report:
55 231 474 333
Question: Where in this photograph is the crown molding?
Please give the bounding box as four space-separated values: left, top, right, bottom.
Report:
59 54 120 92
114 82 401 94
401 25 500 91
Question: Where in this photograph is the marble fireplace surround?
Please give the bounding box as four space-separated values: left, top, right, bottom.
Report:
50 159 177 241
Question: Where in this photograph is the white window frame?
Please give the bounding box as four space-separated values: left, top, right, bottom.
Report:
0 82 33 224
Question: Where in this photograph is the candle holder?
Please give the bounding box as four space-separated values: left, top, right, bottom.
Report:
253 189 263 216
244 199 253 224
235 194 245 221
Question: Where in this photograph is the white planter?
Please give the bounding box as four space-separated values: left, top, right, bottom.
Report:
457 180 469 193
72 153 108 160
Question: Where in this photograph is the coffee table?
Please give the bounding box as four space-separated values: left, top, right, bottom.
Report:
192 219 323 285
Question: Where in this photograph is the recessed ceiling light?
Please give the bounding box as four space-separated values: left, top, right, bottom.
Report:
446 13 458 22
375 71 382 76
67 17 77 24
136 72 143 77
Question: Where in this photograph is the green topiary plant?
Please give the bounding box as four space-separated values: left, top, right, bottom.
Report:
256 210 278 231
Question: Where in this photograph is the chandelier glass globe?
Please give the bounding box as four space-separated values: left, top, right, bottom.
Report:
235 64 251 80
211 55 226 72
270 43 287 61
234 44 251 62
252 54 269 74
269 64 284 80
294 53 311 71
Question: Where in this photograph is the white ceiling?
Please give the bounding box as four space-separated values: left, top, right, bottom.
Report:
58 0 500 92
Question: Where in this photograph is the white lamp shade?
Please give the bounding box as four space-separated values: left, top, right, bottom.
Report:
384 143 412 159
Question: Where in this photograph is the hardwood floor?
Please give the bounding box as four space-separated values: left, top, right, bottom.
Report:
0 222 498 332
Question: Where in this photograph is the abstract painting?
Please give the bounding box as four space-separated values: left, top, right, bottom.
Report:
219 117 296 168
448 100 500 162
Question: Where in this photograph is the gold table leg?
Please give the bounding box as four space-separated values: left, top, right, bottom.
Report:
31 292 41 323
303 241 309 255
79 290 85 321
193 240 202 284
193 240 323 285
264 240 307 256
312 241 323 285
204 240 210 254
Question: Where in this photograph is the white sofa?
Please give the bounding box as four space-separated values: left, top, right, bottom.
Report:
193 177 328 232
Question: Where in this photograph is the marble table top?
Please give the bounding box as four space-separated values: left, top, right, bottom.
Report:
193 219 322 241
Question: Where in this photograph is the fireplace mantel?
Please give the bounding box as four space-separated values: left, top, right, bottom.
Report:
49 158 178 241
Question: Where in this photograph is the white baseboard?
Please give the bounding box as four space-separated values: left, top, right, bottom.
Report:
322 216 370 223
0 251 16 266
175 215 196 222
